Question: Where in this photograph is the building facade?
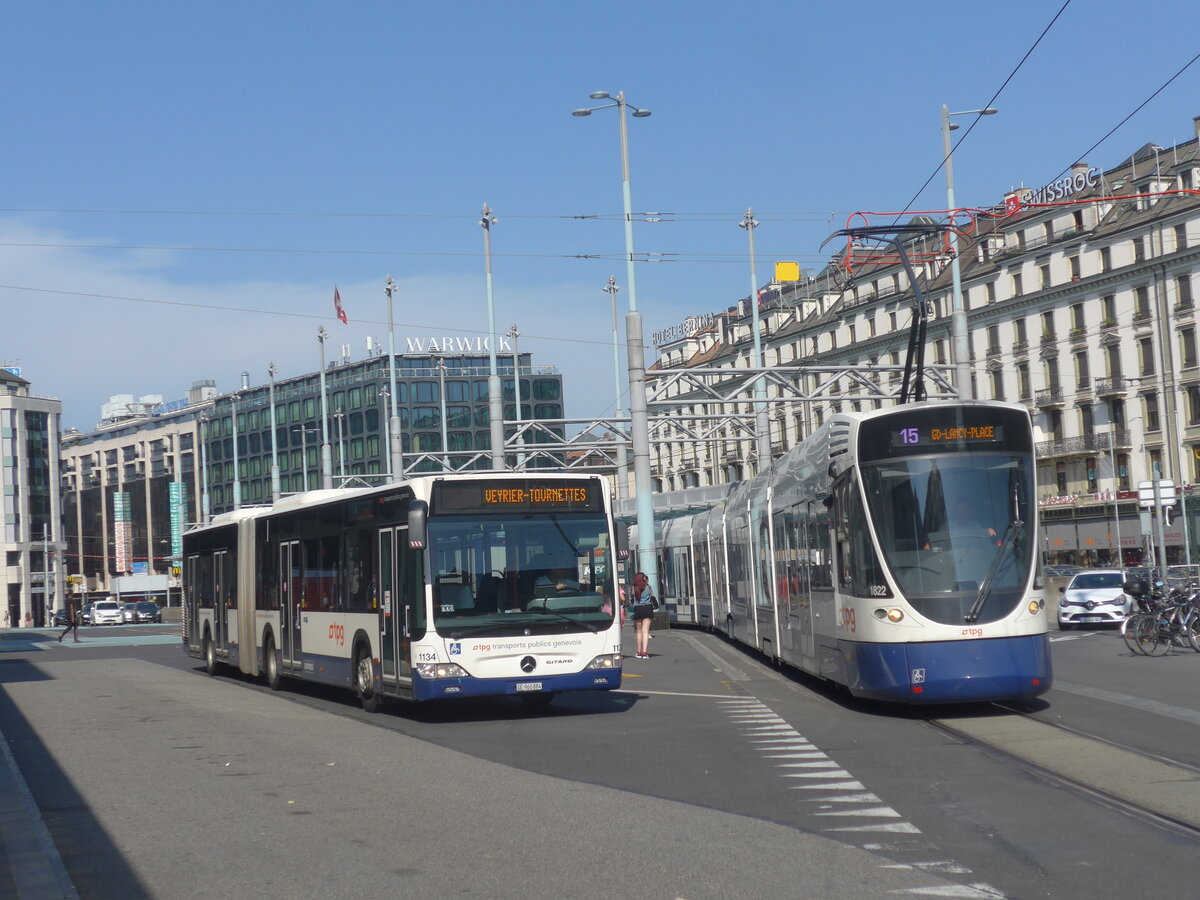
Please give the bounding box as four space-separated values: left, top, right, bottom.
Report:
1 368 64 627
647 116 1200 567
60 352 564 599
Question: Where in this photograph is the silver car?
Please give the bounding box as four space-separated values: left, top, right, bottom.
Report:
91 600 123 626
1058 570 1130 629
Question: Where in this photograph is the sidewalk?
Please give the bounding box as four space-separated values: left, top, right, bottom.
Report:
0 696 78 898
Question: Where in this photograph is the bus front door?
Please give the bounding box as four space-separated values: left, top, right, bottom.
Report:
279 540 302 671
379 526 419 697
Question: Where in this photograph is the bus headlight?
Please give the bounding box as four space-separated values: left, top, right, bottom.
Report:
415 662 469 679
585 654 621 669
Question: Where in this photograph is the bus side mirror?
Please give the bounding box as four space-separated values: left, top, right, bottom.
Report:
408 500 428 549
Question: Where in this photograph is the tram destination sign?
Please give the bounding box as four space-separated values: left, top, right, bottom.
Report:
858 407 1031 462
432 479 603 515
889 424 1006 450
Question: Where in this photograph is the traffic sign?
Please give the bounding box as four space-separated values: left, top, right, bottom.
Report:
1137 479 1177 508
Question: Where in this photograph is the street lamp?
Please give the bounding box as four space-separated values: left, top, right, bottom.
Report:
230 379 244 510
384 276 404 480
508 323 527 468
603 276 629 499
940 104 998 401
739 209 771 469
198 412 211 523
291 424 319 491
268 362 280 502
573 90 658 595
480 205 507 470
333 407 347 478
317 326 333 490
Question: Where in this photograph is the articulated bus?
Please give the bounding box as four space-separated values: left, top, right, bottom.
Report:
183 473 623 709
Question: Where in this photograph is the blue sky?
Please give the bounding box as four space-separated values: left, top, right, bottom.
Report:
4 1 1200 431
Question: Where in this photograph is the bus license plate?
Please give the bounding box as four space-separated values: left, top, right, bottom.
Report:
516 682 543 692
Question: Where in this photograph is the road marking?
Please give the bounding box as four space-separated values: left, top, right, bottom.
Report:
1052 680 1200 727
681 634 750 680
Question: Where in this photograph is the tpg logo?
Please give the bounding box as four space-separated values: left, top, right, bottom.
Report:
449 643 462 656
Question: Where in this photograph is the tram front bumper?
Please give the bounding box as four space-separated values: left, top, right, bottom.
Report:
843 634 1052 704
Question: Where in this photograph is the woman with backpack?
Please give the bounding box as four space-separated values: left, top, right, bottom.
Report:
630 572 655 659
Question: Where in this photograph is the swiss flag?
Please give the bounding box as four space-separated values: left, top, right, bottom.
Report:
334 286 348 324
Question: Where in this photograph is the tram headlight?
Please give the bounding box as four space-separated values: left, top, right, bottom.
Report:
415 662 469 679
886 608 904 623
1028 600 1042 615
585 654 621 669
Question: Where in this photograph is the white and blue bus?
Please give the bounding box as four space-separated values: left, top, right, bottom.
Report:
183 473 623 709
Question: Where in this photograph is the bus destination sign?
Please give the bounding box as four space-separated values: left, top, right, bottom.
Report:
432 480 603 515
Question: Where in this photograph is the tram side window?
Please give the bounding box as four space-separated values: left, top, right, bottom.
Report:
835 477 890 599
807 508 832 589
257 528 279 610
224 548 238 609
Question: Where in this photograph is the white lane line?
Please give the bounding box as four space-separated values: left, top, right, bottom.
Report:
827 821 923 833
883 862 972 875
790 781 867 791
1052 680 1200 726
816 806 903 818
888 884 1006 898
809 793 883 803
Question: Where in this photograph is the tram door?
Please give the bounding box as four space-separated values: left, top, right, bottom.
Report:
378 527 421 692
278 540 303 668
213 549 229 654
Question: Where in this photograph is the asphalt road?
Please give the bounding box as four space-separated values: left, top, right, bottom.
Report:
2 620 1199 899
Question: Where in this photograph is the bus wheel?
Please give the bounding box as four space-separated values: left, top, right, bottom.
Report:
204 633 218 676
265 636 282 691
354 647 381 713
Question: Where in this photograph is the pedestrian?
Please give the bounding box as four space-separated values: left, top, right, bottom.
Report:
2 610 8 628
58 599 81 643
24 612 32 628
630 572 655 659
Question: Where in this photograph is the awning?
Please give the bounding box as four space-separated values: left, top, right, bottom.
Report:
1042 522 1078 551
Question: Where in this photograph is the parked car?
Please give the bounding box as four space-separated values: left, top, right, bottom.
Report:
80 603 95 625
91 600 123 626
1058 570 1131 629
121 602 137 623
52 609 70 627
133 601 162 623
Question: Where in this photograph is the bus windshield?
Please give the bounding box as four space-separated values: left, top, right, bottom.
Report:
426 513 616 637
860 453 1034 624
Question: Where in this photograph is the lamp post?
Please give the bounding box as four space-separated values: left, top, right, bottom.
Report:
230 381 244 510
198 412 211 523
437 358 450 471
333 407 347 478
603 276 629 499
379 385 392 477
268 362 280 503
739 209 772 469
508 323 526 468
384 277 404 480
940 104 998 401
573 90 658 594
292 424 318 491
317 326 333 490
480 205 507 469
1107 426 1124 573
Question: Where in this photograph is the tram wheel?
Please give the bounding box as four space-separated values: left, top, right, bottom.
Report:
354 647 381 713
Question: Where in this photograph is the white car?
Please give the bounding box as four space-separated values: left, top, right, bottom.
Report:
91 600 124 626
1057 570 1131 629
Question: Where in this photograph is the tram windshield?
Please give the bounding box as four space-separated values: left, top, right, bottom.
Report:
860 454 1034 624
426 514 616 638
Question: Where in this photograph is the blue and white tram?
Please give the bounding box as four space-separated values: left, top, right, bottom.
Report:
183 473 624 709
645 400 1051 704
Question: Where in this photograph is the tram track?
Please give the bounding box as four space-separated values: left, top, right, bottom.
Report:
927 705 1200 841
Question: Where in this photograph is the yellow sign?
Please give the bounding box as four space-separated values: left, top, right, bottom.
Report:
774 261 800 282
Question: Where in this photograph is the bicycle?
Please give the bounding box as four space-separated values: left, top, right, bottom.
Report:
1121 580 1200 655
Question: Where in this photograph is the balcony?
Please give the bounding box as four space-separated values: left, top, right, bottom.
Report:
1034 387 1065 409
1095 377 1126 397
1036 431 1127 458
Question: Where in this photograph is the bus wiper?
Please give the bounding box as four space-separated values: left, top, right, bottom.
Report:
965 519 1024 624
533 610 600 633
443 621 522 639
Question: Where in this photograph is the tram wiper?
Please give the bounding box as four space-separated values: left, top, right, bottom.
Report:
964 519 1024 624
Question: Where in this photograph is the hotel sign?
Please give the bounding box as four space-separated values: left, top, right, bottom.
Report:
1008 166 1100 213
653 313 716 347
405 336 513 354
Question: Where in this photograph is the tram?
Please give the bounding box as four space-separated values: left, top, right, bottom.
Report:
641 400 1051 704
183 473 623 709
